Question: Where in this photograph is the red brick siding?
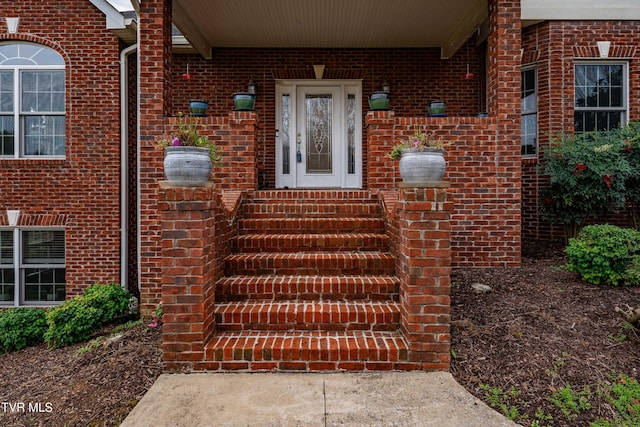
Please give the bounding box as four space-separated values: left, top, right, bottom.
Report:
169 43 485 190
160 187 239 371
368 113 521 267
521 20 640 240
138 0 173 316
0 0 124 297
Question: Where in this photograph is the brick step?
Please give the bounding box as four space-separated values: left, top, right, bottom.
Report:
238 217 385 234
250 190 375 203
214 300 400 331
232 233 389 253
242 202 381 219
204 330 413 371
215 275 399 302
224 252 395 276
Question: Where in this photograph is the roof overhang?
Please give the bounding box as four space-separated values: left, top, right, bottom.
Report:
521 0 640 27
90 0 137 44
173 0 489 60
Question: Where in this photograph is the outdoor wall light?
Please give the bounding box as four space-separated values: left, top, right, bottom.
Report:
381 79 390 93
247 79 257 94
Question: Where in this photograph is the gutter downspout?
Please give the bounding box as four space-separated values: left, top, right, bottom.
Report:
120 43 137 289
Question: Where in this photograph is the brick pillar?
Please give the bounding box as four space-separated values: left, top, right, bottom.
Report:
220 111 258 190
396 183 452 371
485 0 522 264
160 186 218 371
138 0 173 317
366 110 396 190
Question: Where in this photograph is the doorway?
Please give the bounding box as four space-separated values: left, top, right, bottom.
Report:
275 80 362 188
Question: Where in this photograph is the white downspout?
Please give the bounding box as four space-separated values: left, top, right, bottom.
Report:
120 43 137 288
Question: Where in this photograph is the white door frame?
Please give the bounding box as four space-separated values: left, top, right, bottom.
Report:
275 79 362 189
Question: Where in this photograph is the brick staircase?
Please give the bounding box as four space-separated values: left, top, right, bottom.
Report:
205 190 413 371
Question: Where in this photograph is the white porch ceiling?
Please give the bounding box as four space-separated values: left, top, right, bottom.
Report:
173 0 488 60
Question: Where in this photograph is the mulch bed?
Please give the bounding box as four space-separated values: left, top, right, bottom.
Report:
0 323 162 427
0 241 638 426
451 241 640 426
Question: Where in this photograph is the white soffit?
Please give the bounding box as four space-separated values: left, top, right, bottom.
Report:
522 0 640 21
174 0 488 59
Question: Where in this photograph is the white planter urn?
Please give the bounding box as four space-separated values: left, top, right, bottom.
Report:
398 148 446 184
163 146 212 186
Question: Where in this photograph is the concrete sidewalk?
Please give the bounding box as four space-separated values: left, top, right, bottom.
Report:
121 371 520 427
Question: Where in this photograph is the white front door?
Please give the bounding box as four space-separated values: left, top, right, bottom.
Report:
276 80 362 188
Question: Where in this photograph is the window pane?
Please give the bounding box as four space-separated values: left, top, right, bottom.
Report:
599 87 610 107
575 87 586 107
521 113 537 156
0 231 13 264
24 268 66 302
0 116 14 155
611 86 622 108
0 269 15 303
281 94 290 175
22 71 65 113
22 230 65 264
574 63 626 134
575 65 585 86
24 115 65 156
0 70 13 112
610 65 622 86
0 43 64 66
574 112 585 134
597 111 610 131
347 94 356 174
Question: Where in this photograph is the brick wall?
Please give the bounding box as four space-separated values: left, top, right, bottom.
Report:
160 187 241 371
168 42 485 189
0 0 124 297
138 0 173 316
368 113 521 267
522 20 640 240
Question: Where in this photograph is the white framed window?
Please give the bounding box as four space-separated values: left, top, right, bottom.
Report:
0 229 65 306
574 62 627 133
521 67 537 156
0 42 65 158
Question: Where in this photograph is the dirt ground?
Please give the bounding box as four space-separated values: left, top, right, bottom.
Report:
0 241 638 426
451 242 640 426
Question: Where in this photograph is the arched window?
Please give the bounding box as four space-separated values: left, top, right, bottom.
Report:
0 42 65 157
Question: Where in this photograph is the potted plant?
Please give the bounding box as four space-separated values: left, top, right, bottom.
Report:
368 91 390 110
233 93 256 111
157 112 222 186
189 100 208 117
389 125 448 184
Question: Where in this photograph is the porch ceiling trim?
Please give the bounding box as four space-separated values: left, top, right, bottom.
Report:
173 0 489 59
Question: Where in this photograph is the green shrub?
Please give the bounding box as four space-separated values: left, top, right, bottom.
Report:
44 298 104 348
83 282 132 323
44 283 133 349
0 308 48 353
566 225 640 286
540 123 640 236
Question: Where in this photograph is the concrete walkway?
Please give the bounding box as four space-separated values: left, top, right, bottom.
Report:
121 371 520 427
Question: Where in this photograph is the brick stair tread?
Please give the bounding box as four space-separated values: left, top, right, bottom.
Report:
224 251 395 276
250 190 375 202
238 217 385 234
242 202 381 218
232 233 389 252
215 275 399 301
215 300 400 331
204 330 410 366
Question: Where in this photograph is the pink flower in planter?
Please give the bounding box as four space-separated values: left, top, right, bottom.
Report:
172 137 181 146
